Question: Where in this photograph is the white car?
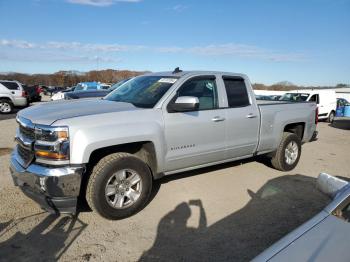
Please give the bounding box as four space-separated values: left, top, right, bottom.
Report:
0 80 28 113
51 91 66 101
280 90 337 122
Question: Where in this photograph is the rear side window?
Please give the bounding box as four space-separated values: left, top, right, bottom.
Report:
0 81 20 90
223 77 250 107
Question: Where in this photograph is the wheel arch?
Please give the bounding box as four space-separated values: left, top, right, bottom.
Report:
283 122 305 140
87 141 158 178
0 96 13 102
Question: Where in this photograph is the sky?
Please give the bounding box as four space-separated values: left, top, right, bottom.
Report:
0 0 349 85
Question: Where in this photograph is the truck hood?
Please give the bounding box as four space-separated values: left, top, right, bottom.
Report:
18 99 141 125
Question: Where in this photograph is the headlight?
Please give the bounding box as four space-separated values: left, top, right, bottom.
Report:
34 126 70 164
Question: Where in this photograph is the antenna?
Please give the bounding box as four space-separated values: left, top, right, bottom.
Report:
172 67 182 74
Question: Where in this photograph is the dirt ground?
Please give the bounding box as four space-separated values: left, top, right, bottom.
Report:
0 115 349 261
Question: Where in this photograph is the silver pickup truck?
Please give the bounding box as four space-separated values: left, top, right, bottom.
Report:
10 70 318 219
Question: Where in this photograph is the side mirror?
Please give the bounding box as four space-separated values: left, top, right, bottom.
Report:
171 96 199 112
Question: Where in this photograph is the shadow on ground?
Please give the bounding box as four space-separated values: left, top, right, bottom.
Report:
0 213 87 261
0 108 20 121
140 174 330 262
330 119 350 130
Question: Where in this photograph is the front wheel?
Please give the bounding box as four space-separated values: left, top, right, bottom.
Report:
86 153 153 220
271 132 302 171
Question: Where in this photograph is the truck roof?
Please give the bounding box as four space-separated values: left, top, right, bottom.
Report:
144 70 247 78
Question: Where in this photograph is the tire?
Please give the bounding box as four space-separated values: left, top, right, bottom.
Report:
271 132 302 171
0 99 14 114
328 111 335 123
86 153 153 220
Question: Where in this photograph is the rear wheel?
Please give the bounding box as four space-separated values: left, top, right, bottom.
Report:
0 99 13 114
328 111 335 123
86 153 153 220
271 132 301 171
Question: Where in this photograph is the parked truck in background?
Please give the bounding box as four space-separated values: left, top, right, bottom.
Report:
10 70 318 219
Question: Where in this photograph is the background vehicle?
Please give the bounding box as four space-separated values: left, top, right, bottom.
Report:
51 86 75 100
280 89 337 122
335 98 350 117
51 82 113 100
41 86 65 96
0 80 28 113
23 85 42 103
255 95 273 100
74 82 110 91
254 173 350 262
255 94 281 101
10 70 317 219
64 78 131 100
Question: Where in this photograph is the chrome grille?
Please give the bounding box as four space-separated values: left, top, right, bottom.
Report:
16 116 35 167
17 145 34 167
19 124 35 140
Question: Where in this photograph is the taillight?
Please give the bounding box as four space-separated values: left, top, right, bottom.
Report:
36 87 42 94
22 91 27 97
315 107 319 125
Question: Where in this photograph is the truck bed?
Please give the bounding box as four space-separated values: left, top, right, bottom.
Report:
257 100 298 105
256 101 317 154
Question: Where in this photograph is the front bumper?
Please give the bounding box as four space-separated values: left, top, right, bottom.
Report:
9 151 84 214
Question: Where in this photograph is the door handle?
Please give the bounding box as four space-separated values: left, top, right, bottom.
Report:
11 91 15 94
246 113 257 119
212 116 225 122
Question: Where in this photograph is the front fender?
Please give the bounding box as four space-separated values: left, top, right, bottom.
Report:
54 110 166 171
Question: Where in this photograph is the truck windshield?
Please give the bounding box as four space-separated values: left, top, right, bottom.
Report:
105 76 177 108
108 78 131 91
280 93 309 102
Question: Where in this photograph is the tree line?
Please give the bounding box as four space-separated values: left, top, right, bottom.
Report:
0 69 146 87
0 69 348 90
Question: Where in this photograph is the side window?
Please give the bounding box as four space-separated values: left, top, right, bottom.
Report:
339 99 346 107
0 81 20 90
223 77 250 107
309 94 319 104
176 76 218 110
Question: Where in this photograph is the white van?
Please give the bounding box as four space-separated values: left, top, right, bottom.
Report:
280 89 337 122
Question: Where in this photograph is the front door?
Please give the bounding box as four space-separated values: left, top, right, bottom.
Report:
163 76 226 172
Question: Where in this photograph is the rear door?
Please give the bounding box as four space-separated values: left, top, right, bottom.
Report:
163 75 227 171
309 94 328 117
308 94 327 116
222 76 260 158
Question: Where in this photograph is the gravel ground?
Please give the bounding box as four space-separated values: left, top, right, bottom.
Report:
0 114 349 261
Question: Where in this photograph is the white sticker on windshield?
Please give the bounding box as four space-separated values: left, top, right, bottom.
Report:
158 78 177 84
